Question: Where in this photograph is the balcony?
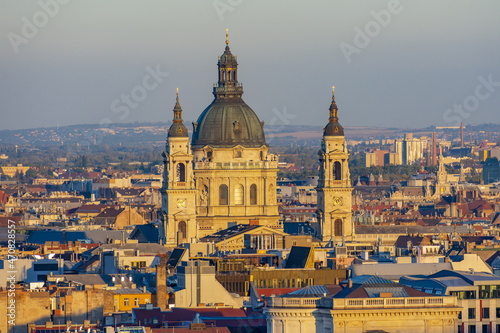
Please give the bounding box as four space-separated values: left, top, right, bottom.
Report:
194 161 277 170
267 296 456 310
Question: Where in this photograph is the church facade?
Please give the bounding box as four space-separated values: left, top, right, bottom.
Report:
160 36 280 246
160 36 354 246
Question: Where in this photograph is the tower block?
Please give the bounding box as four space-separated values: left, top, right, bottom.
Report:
160 90 198 246
316 87 354 242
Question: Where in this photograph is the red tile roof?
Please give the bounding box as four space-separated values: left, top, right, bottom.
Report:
255 288 299 297
133 307 264 328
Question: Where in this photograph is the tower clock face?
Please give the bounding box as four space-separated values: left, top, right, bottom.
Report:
177 199 186 208
332 196 343 206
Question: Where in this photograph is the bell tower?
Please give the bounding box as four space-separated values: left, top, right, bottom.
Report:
161 89 197 246
316 87 353 242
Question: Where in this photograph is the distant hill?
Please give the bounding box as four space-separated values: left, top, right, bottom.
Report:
0 122 498 147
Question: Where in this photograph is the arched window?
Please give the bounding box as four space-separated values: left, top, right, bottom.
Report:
334 219 343 236
178 221 187 242
176 163 186 182
234 184 244 205
219 184 228 205
250 184 257 205
334 161 342 180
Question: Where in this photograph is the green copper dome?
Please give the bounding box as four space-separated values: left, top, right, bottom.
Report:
192 100 266 148
191 40 266 148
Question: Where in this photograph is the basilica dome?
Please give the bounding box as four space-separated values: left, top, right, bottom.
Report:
192 100 266 148
191 38 266 149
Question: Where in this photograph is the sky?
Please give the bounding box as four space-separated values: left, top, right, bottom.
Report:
1 0 499 131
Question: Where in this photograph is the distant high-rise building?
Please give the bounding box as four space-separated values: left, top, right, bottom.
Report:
394 133 426 165
365 149 390 167
483 157 500 184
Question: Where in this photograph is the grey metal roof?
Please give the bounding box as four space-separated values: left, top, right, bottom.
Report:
430 270 500 285
352 263 453 280
93 243 170 255
52 274 109 285
287 285 329 296
350 275 397 286
129 224 159 243
400 269 500 295
355 225 470 235
364 286 409 297
199 224 260 243
26 230 129 244
112 288 149 294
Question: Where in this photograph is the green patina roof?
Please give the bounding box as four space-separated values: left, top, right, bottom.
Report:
192 99 266 148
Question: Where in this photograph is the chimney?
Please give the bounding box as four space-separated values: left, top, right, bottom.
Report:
155 255 168 311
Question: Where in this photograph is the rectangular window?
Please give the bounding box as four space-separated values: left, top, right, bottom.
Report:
465 291 477 299
34 263 58 271
483 324 490 333
484 307 490 319
469 308 476 319
123 298 129 307
131 261 146 268
468 325 476 333
134 298 140 307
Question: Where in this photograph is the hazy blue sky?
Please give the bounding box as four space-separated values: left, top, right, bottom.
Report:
1 0 499 131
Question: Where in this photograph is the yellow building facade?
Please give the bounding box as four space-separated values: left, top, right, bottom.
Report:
161 36 280 246
265 295 460 333
113 291 151 312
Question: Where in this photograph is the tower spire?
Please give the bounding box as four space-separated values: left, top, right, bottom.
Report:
323 85 344 137
173 88 182 123
329 86 338 121
214 30 242 100
168 88 188 138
